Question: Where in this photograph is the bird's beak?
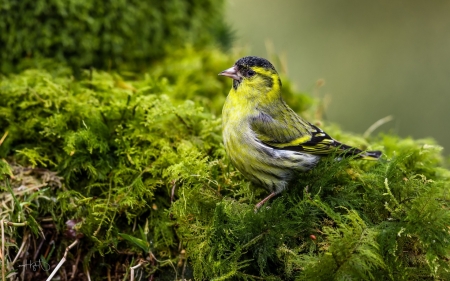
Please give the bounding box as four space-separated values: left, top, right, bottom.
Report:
219 66 240 80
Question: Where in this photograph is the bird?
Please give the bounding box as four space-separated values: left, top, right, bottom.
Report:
219 56 381 209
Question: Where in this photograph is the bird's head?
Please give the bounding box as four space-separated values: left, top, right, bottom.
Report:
219 56 282 101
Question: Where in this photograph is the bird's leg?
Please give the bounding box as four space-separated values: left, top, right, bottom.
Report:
254 192 276 210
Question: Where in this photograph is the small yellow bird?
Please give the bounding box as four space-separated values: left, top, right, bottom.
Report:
219 56 381 209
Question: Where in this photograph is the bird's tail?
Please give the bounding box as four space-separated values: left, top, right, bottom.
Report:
359 150 382 160
335 142 382 160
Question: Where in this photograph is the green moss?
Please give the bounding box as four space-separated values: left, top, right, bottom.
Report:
0 0 232 74
0 48 449 280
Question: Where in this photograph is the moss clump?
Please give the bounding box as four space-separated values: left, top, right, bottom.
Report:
1 48 449 280
0 0 231 74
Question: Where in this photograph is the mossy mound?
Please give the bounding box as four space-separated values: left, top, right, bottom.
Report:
1 48 449 280
0 0 231 74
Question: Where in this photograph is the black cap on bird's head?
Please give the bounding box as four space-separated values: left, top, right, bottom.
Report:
219 56 279 90
234 56 276 72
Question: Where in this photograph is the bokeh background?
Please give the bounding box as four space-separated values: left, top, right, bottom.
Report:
226 0 450 153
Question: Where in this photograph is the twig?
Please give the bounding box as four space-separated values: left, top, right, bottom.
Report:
239 272 266 280
33 235 47 261
5 221 27 227
70 248 82 280
115 262 120 281
171 180 177 204
11 232 30 267
314 93 330 121
31 89 46 103
132 218 137 233
130 260 145 281
280 52 289 75
265 40 275 63
62 265 67 281
181 256 187 280
42 233 56 262
149 251 178 280
21 257 26 281
363 115 393 138
0 131 8 146
0 220 26 278
85 268 91 281
45 239 79 281
1 219 5 281
175 113 191 130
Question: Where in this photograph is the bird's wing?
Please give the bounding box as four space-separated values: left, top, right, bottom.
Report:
250 109 359 156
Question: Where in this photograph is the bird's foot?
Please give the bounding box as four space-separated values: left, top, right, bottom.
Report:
254 192 276 212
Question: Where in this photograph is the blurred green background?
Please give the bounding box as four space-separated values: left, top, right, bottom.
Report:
226 0 450 153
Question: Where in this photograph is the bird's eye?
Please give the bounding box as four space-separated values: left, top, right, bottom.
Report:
247 70 255 77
